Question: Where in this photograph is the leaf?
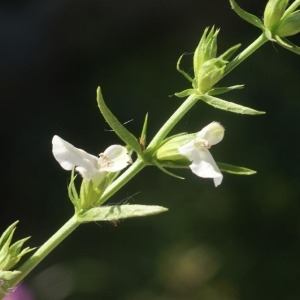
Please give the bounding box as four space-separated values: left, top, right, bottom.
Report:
208 85 244 96
175 89 197 98
217 162 256 175
201 94 265 115
229 0 264 29
0 221 19 249
219 43 241 61
77 204 169 223
176 53 193 82
275 36 300 55
139 113 148 150
152 159 185 180
96 87 142 155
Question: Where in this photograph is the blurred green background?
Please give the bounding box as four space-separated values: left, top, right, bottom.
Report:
1 0 300 299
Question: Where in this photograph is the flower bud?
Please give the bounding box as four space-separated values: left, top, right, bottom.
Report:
193 27 219 74
263 0 289 30
276 11 300 37
195 58 226 93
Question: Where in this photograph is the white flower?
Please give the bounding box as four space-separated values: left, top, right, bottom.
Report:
52 135 131 182
178 122 224 187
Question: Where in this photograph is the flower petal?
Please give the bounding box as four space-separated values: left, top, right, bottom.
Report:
179 141 223 187
52 135 99 180
178 140 195 158
189 148 223 187
197 122 224 146
100 145 131 172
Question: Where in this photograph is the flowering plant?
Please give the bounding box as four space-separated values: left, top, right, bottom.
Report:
1 0 299 298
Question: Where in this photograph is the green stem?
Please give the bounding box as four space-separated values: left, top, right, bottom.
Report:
2 215 79 298
97 94 200 205
225 33 268 76
102 33 269 201
147 93 199 151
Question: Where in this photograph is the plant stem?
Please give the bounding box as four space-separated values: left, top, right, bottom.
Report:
225 33 268 76
2 215 79 298
147 93 199 151
101 34 269 202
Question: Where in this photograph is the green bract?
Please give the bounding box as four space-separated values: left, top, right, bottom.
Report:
277 10 300 37
155 132 195 163
177 27 241 95
0 221 34 272
175 26 265 115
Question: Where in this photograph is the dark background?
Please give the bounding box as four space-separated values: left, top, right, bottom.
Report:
1 0 300 299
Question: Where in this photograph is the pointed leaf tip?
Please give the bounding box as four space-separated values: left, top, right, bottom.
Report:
201 94 265 115
96 86 142 155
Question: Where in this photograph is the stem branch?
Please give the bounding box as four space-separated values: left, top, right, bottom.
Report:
225 33 268 76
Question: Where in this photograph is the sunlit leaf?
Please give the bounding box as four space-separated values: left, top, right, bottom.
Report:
208 85 244 96
77 204 168 222
174 89 197 98
218 162 256 175
201 94 265 115
97 86 142 155
229 0 264 29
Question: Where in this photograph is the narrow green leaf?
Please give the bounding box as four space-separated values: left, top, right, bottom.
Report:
96 87 142 155
208 85 244 96
175 89 197 98
275 36 300 54
77 204 169 222
201 94 265 115
152 159 185 179
219 43 241 61
176 53 193 82
140 113 148 150
0 221 19 249
218 162 256 175
229 0 264 29
68 169 79 208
